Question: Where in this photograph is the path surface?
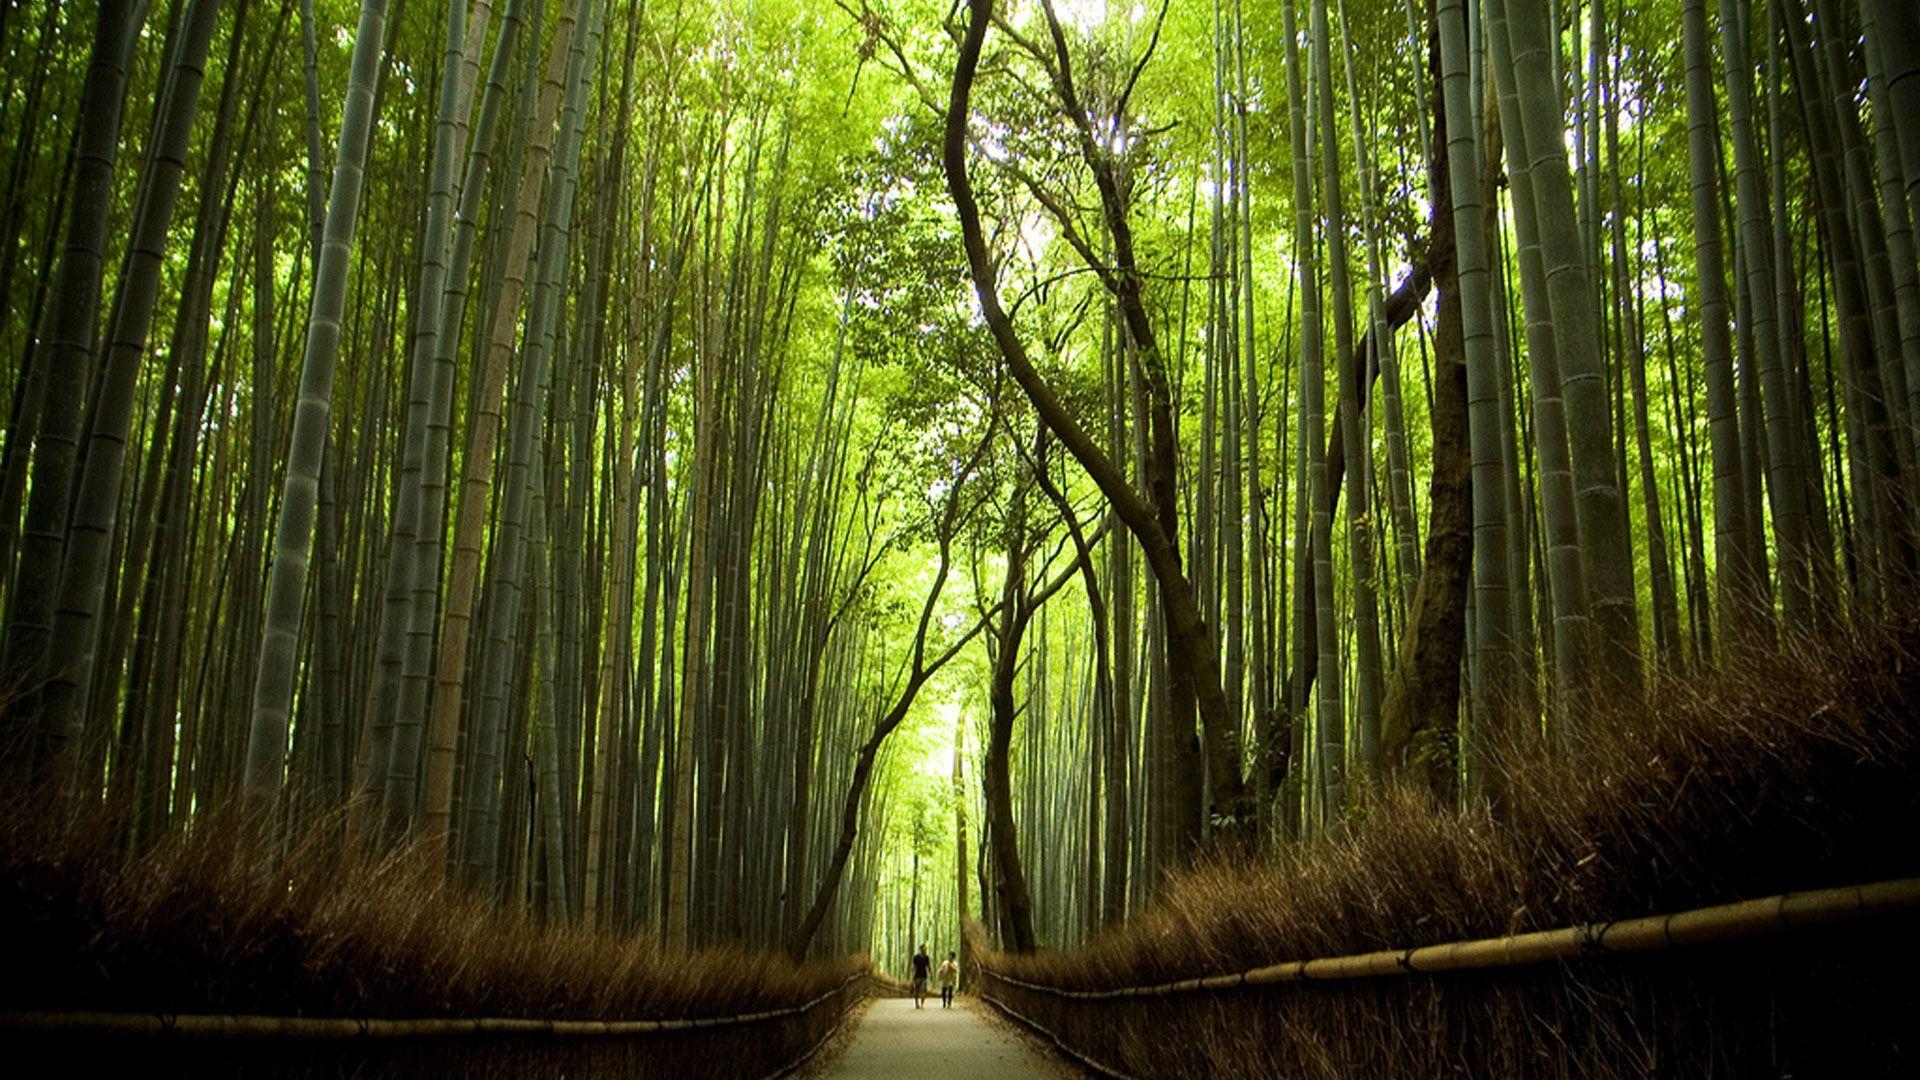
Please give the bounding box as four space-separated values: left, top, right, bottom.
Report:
819 996 1071 1079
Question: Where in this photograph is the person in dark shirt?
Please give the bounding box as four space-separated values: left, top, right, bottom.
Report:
910 944 931 1009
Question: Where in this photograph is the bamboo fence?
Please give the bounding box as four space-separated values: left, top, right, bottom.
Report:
971 877 1920 1079
0 968 870 1042
977 876 1920 999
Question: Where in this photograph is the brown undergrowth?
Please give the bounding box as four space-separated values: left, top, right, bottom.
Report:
0 800 866 1077
975 621 1920 1078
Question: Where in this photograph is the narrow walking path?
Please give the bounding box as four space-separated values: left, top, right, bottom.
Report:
818 996 1072 1079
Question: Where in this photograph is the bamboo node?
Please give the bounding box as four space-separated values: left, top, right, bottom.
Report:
1579 922 1608 953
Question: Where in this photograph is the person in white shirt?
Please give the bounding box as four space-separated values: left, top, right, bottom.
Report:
937 951 958 1008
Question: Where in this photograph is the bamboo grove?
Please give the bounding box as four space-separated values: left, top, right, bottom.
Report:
0 0 1915 969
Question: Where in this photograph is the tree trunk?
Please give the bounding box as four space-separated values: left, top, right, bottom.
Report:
1382 3 1476 802
947 0 1250 841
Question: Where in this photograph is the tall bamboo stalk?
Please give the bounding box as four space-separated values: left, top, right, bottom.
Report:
246 0 393 795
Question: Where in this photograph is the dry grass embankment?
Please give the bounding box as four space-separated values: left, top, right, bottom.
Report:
0 805 866 1077
976 623 1920 1078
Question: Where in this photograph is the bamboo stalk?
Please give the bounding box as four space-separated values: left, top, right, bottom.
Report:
976 877 1920 998
0 969 868 1040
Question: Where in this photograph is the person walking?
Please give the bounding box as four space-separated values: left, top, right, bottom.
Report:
910 944 931 1009
937 951 958 1008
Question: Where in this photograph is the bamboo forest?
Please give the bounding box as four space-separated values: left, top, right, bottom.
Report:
1 0 1918 1074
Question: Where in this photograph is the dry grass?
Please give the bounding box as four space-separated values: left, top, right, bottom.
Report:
977 622 1920 1078
0 802 866 1077
786 995 876 1079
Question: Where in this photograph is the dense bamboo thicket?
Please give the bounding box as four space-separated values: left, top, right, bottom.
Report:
0 0 974 967
969 623 1920 1076
0 803 866 1076
0 0 1915 1031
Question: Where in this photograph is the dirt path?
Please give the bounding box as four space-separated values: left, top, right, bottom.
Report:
815 996 1073 1079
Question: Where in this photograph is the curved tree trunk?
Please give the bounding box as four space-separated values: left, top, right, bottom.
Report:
786 429 997 960
984 474 1038 954
946 0 1250 844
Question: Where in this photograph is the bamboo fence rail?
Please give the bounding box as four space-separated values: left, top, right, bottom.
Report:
977 990 1135 1080
977 876 1920 999
0 968 870 1041
764 988 871 1080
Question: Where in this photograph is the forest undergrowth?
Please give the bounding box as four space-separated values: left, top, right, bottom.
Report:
0 798 867 1076
975 619 1920 1077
